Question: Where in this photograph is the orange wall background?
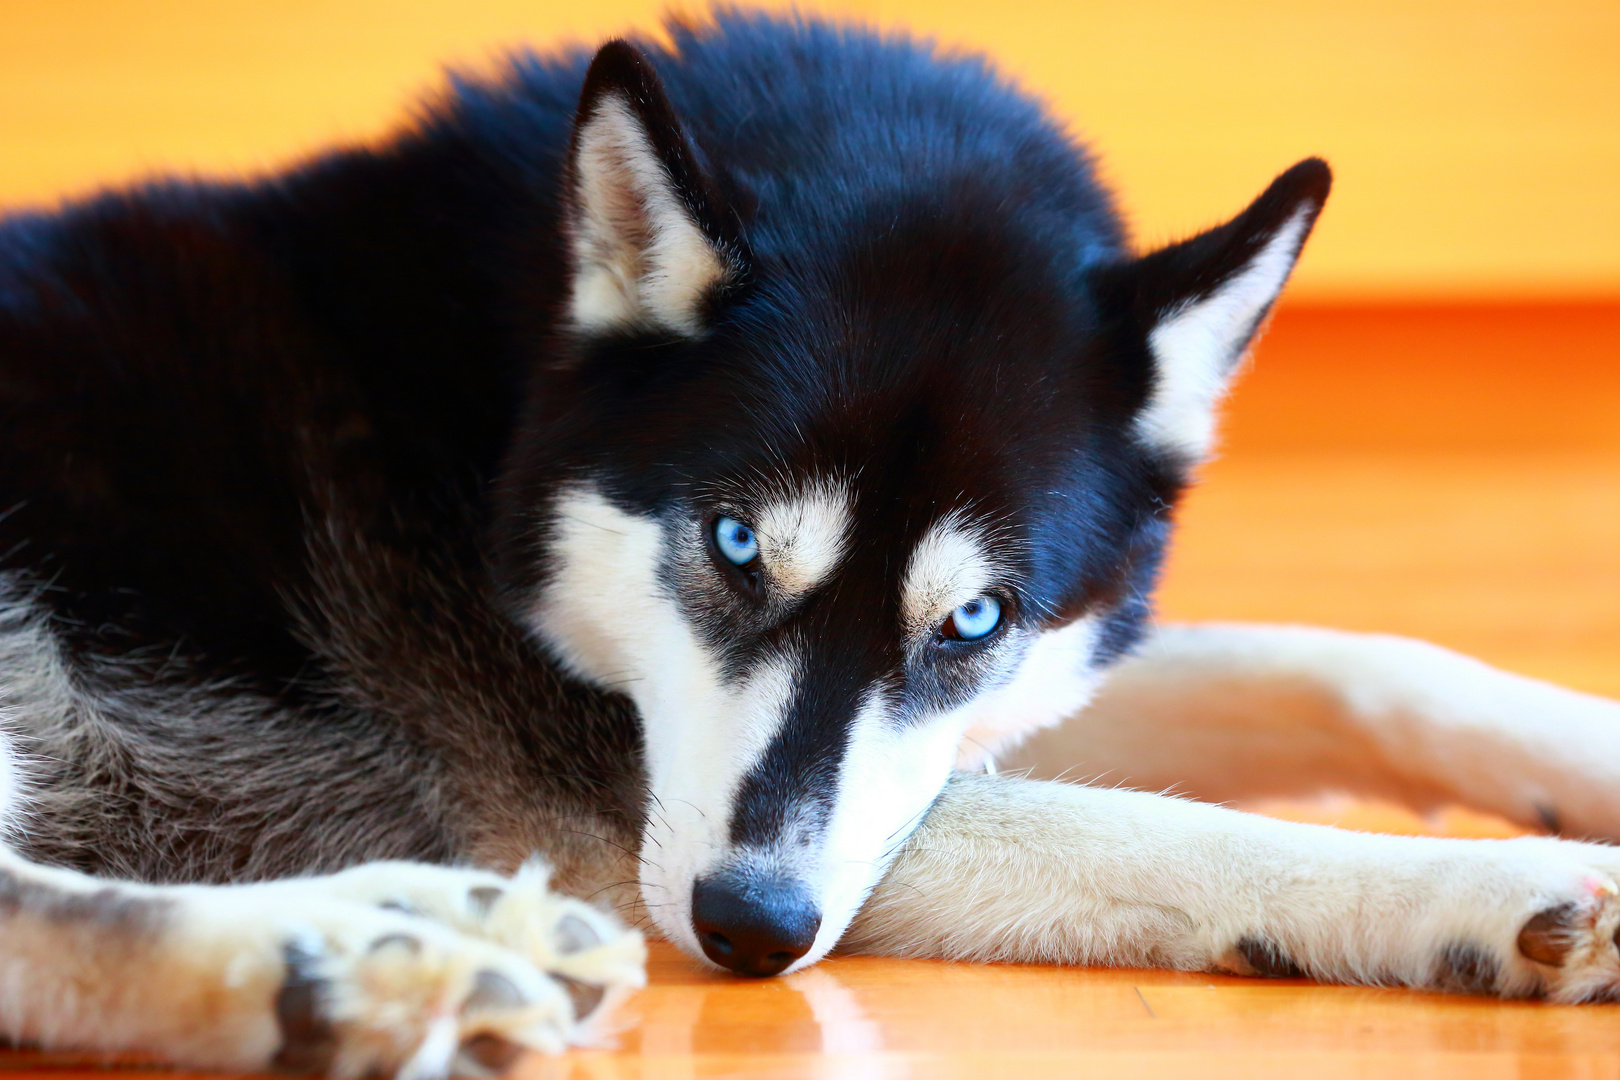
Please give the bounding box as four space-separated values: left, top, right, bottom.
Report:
1 0 1616 300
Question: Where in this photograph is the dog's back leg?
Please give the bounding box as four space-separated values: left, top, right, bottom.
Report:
1004 622 1620 838
848 772 1620 1002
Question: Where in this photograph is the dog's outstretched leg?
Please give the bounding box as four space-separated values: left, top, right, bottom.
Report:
847 772 1620 1000
1004 622 1620 839
0 846 644 1076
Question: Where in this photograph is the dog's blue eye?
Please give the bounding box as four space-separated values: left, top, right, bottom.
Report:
714 516 760 566
946 596 1002 641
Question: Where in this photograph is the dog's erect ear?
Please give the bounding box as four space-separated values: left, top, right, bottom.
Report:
564 40 746 338
1092 158 1332 462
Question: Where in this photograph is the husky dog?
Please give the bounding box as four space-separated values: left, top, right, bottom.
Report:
6 12 1620 1075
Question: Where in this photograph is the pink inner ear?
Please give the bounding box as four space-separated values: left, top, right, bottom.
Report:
566 94 731 336
565 39 746 339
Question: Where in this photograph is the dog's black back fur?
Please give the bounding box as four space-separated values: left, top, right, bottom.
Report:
0 13 1323 889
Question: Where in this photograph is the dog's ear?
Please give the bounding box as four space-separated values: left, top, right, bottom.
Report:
1092 158 1331 462
564 40 746 338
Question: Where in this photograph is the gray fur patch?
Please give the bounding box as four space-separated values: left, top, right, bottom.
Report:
1431 941 1500 994
1 520 645 894
0 574 458 883
0 865 171 936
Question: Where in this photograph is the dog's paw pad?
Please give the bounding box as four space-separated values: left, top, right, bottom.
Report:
312 858 646 1038
556 975 608 1021
1215 935 1306 979
1518 901 1583 967
458 1032 526 1073
467 886 505 919
464 969 529 1011
555 913 600 955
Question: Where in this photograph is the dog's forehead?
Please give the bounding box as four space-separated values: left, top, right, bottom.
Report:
669 230 1168 624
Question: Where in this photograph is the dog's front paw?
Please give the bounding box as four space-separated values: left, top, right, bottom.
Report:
1389 840 1620 1002
311 859 647 1041
1505 851 1620 1003
1209 837 1620 1003
270 905 580 1079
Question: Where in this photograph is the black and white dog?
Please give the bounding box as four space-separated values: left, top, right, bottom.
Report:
6 13 1620 1075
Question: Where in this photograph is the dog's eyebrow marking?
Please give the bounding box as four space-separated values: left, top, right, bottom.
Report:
901 512 994 634
754 479 853 597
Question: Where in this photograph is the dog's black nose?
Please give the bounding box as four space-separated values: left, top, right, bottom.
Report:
691 872 821 977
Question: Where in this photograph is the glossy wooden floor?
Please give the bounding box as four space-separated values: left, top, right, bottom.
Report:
6 301 1620 1078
